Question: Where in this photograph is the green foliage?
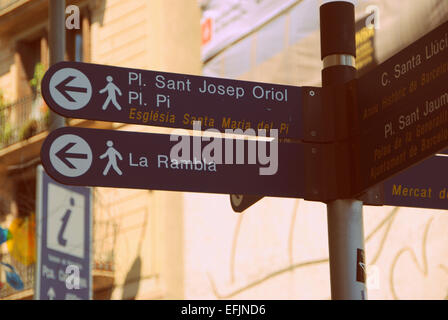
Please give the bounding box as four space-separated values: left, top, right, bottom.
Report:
0 122 12 145
29 62 46 93
0 89 11 146
0 90 5 106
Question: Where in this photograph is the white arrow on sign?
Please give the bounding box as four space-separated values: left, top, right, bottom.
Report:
47 287 56 300
49 134 93 177
49 68 92 110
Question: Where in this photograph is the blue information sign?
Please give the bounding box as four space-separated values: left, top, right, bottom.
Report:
35 166 92 300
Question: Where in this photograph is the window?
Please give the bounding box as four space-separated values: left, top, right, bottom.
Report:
15 7 91 98
66 25 83 62
66 8 91 63
16 32 46 97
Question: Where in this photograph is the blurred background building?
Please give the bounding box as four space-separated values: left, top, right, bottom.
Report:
0 0 447 299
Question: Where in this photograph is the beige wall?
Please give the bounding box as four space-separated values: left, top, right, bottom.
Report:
90 0 201 74
89 0 201 299
0 0 201 300
182 195 448 300
187 0 448 300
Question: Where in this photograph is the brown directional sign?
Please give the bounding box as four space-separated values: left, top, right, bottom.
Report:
41 127 305 197
356 20 448 193
41 61 307 138
383 149 448 210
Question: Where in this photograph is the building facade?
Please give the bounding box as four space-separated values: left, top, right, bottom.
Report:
0 0 447 300
0 0 200 300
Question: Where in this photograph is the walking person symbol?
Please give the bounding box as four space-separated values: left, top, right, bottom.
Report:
99 140 123 176
99 75 122 110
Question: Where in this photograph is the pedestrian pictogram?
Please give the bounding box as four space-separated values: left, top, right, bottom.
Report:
99 140 123 176
99 76 122 110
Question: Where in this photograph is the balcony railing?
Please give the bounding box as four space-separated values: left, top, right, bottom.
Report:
0 93 49 149
0 220 117 299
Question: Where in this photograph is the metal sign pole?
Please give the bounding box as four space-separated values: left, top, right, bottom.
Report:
48 0 66 130
320 1 367 300
35 0 66 300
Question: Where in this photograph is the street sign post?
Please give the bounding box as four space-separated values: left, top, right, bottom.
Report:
42 61 307 138
356 20 448 193
319 1 366 300
38 3 448 301
35 166 92 300
41 127 305 198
